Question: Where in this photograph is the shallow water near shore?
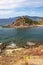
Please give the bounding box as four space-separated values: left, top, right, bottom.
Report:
0 26 43 45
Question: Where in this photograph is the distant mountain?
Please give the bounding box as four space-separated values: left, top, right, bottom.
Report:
0 17 20 25
25 16 42 21
0 16 43 25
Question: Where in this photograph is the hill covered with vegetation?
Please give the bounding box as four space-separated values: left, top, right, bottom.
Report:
2 16 40 28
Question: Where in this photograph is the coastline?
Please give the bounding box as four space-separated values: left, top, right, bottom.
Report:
2 25 43 28
36 25 43 27
0 44 43 65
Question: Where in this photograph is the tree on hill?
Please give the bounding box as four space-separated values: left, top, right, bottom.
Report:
22 16 39 25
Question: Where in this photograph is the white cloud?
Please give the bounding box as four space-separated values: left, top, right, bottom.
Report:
0 0 26 9
0 10 12 15
0 0 43 9
0 0 43 18
23 0 43 7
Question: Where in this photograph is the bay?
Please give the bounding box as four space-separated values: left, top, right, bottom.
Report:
0 27 43 46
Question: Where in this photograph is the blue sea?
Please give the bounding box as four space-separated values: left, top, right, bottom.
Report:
0 27 43 46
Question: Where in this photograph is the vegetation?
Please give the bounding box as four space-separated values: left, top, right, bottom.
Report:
2 16 40 28
0 45 43 65
23 16 39 25
24 17 33 24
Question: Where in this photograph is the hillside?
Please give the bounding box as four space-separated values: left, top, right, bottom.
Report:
0 16 42 25
40 19 43 25
13 16 39 25
2 16 40 28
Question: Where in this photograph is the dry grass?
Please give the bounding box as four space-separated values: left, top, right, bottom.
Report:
0 45 43 65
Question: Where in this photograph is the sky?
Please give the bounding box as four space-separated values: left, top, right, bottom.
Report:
0 0 43 18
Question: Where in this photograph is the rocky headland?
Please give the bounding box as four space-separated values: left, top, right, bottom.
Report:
2 16 40 28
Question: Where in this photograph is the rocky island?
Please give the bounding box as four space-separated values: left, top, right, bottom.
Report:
2 16 40 28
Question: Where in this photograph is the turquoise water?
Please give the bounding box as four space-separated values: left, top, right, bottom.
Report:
0 27 43 45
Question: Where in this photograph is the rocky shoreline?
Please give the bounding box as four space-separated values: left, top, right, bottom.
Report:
0 42 43 65
2 25 43 29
